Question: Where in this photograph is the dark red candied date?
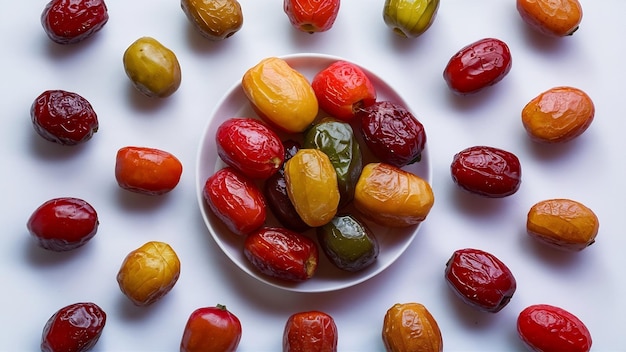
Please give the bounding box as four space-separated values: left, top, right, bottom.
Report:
216 117 285 179
244 227 318 282
517 304 592 352
443 37 512 95
41 0 109 44
264 172 310 232
445 248 517 313
31 90 99 146
451 145 521 197
203 167 266 236
27 197 99 252
41 302 106 352
357 101 426 167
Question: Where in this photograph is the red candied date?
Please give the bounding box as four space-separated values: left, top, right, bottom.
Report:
450 145 521 197
517 304 592 352
27 197 99 252
41 0 109 44
41 302 106 352
31 90 99 145
443 37 512 95
283 311 338 352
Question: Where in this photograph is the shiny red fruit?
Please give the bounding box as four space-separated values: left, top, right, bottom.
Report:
181 304 242 352
27 197 99 252
115 146 183 195
443 37 512 95
283 311 338 352
312 60 377 121
517 304 592 352
41 0 109 44
204 167 266 236
445 248 517 313
284 0 341 33
451 145 521 197
244 227 318 282
41 302 106 352
31 90 99 145
216 118 284 179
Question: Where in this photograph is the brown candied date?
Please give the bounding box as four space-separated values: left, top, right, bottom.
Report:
31 90 99 145
41 0 109 44
41 302 106 352
264 173 310 232
450 145 521 197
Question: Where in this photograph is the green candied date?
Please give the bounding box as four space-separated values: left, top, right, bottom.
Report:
383 0 440 38
304 117 362 208
317 214 379 272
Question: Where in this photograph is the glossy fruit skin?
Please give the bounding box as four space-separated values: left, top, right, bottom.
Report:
41 0 109 44
244 227 318 282
317 214 379 272
115 146 183 195
204 167 266 236
31 90 99 145
445 248 516 313
117 241 181 306
181 0 243 41
242 57 318 133
304 117 363 207
382 302 443 352
27 197 99 252
311 60 377 121
41 302 106 352
443 37 512 95
383 0 440 38
358 101 426 167
517 0 582 37
517 304 592 352
283 311 338 352
284 149 340 227
123 37 182 98
217 118 285 179
522 86 594 143
180 304 242 352
527 198 599 251
354 163 434 228
284 0 340 34
450 145 521 198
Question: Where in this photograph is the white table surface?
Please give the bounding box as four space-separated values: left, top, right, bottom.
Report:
1 1 624 351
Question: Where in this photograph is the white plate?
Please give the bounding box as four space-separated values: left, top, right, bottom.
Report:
196 53 431 293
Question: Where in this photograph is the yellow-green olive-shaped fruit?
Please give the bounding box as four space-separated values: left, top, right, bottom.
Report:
383 0 440 38
181 0 244 41
123 37 182 98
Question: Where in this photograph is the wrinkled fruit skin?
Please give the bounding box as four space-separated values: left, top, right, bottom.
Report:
123 37 182 98
517 0 583 37
41 0 109 44
382 302 443 352
284 0 340 34
527 198 599 251
522 86 594 143
31 90 99 145
181 0 243 41
354 163 434 228
283 311 338 352
216 117 284 179
445 248 517 313
204 167 266 236
41 302 106 352
115 146 183 195
311 60 377 121
517 304 592 352
117 241 181 306
180 304 242 352
27 197 99 252
244 227 318 282
317 214 379 272
383 0 440 38
358 101 426 167
443 37 512 95
450 145 521 198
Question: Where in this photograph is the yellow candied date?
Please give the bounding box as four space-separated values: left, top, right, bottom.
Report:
284 149 339 227
242 57 318 133
382 302 443 352
123 37 181 98
354 163 434 228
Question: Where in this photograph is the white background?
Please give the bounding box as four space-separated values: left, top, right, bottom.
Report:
1 1 624 351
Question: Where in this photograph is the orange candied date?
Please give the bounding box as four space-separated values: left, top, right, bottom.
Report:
284 0 341 33
115 146 183 195
41 0 109 44
517 0 583 37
